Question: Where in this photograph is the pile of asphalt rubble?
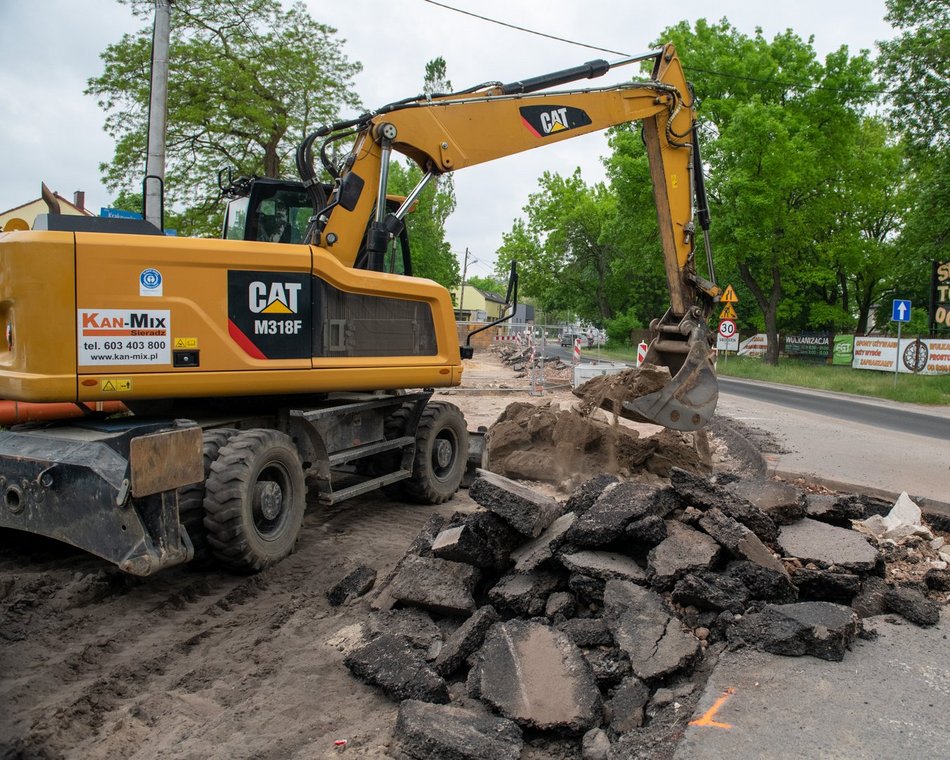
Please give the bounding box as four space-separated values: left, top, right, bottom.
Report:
328 467 949 760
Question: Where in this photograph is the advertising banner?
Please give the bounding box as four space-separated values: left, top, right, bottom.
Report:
852 336 950 374
932 260 950 331
784 332 831 361
832 334 854 365
737 334 768 358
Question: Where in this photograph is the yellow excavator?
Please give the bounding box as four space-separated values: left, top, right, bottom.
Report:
0 43 718 575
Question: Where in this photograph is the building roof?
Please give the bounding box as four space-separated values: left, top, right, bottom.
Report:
0 191 95 218
476 288 508 304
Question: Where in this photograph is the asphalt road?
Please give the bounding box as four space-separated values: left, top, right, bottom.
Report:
716 377 949 504
718 376 948 441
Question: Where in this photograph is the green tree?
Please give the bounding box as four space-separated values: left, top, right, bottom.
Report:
877 0 950 317
465 276 506 296
87 0 361 236
657 20 877 363
387 160 460 287
877 0 948 155
496 169 622 325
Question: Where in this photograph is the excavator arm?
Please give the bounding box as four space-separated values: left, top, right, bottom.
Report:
300 43 720 430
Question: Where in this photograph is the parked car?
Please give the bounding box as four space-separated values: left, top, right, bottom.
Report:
560 333 581 348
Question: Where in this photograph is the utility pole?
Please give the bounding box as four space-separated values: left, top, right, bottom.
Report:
144 0 172 231
459 247 471 321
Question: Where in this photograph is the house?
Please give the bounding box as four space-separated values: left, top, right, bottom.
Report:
1 189 95 231
451 286 509 322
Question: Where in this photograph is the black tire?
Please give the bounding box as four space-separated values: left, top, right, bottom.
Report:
203 429 306 573
177 427 238 564
402 401 468 505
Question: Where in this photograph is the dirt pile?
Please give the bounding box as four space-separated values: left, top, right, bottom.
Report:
495 343 574 386
336 469 948 759
484 399 711 491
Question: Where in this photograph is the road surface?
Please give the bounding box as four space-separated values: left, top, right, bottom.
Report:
716 376 949 504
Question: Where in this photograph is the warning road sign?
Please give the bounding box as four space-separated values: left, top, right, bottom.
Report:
720 284 739 303
719 303 737 320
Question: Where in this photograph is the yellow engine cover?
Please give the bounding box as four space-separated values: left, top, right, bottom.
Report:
0 230 462 403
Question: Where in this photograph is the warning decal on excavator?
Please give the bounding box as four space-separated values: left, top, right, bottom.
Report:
228 271 311 359
77 309 171 366
100 378 133 393
520 105 593 138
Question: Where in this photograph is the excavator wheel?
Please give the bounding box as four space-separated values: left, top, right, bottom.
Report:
402 401 468 505
203 429 306 573
177 427 238 565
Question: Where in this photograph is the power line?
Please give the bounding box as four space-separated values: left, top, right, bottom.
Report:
421 0 896 97
421 0 626 56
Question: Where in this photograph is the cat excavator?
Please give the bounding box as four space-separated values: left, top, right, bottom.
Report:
0 43 718 575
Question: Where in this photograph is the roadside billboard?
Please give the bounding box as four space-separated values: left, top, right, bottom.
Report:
784 332 831 361
852 336 950 374
737 334 768 357
931 260 950 331
832 335 854 365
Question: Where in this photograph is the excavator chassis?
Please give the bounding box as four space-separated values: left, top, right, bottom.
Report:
0 392 469 576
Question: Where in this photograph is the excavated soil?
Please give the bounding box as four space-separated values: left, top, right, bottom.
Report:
0 349 745 759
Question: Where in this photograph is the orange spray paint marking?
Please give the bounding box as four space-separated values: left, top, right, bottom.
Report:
688 687 736 729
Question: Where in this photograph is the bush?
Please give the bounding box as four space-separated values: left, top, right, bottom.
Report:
605 307 644 345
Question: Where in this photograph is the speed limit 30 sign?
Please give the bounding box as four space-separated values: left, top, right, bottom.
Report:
717 319 738 351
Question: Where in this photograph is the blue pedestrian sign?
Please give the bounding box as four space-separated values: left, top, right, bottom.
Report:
891 299 912 323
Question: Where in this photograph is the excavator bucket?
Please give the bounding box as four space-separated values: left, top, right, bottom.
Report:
621 321 719 431
572 314 718 432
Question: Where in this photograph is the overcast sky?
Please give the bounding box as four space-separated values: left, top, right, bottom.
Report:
0 0 893 277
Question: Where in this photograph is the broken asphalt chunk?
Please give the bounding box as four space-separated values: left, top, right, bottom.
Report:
469 469 562 538
394 699 523 760
488 570 561 617
431 510 518 570
790 568 861 604
472 620 603 733
671 572 749 614
566 482 663 547
559 550 648 586
433 605 501 677
510 511 576 572
883 586 941 627
344 633 449 703
728 601 860 661
698 508 787 575
389 555 480 616
647 521 721 590
603 579 699 681
564 475 620 516
725 479 805 525
726 560 798 603
606 675 650 733
778 518 881 574
326 564 377 606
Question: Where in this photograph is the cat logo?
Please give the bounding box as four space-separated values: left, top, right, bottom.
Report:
520 104 593 138
248 281 302 314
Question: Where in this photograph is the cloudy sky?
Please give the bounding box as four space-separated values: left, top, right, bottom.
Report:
0 0 893 277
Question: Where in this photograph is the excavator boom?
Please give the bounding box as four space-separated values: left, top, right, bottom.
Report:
303 43 719 430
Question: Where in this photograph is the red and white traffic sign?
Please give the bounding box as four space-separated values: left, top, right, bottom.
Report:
717 319 738 352
718 319 737 339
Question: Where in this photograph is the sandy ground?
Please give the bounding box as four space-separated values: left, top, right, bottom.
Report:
0 350 729 759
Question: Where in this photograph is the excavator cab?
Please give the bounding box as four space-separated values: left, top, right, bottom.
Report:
219 173 413 276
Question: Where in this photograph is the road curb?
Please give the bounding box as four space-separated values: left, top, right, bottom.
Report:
774 469 950 529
